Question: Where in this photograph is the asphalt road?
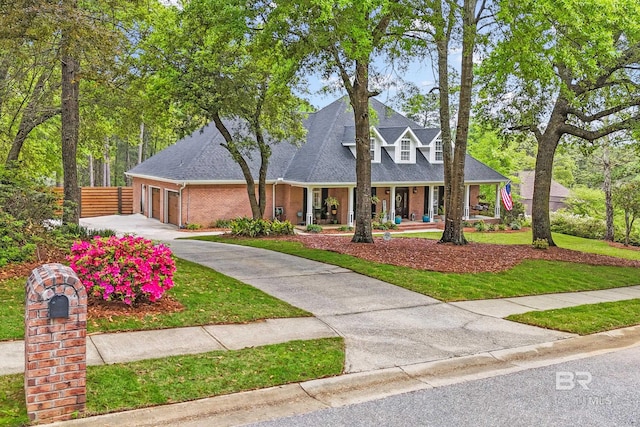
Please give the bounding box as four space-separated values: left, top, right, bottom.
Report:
250 346 640 427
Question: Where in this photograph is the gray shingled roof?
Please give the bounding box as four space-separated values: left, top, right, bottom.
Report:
126 97 507 184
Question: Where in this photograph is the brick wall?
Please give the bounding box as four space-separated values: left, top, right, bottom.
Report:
24 263 87 424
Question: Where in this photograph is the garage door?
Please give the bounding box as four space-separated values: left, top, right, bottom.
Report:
167 191 179 226
151 188 160 220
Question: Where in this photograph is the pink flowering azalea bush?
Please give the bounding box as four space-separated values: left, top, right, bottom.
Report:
67 235 176 306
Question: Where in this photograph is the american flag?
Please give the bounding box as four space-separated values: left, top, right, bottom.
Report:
501 182 513 211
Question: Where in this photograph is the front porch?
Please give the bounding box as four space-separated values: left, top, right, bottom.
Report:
292 183 504 227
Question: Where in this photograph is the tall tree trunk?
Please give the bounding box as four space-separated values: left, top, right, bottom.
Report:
138 121 144 164
531 99 568 247
434 0 454 243
61 10 80 225
212 112 263 219
88 154 94 187
441 0 477 245
350 59 374 243
602 144 614 241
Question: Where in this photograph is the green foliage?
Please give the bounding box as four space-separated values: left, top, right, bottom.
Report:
510 221 522 231
230 217 294 237
550 211 605 240
58 223 117 241
0 165 59 227
212 219 231 228
486 223 496 232
0 212 36 267
564 187 605 219
498 223 507 231
337 225 354 232
532 238 549 250
474 220 487 232
372 221 398 230
613 181 640 245
306 224 323 233
324 196 339 208
185 223 202 230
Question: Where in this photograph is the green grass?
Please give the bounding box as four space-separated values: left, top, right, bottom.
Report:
507 299 640 335
0 338 344 427
402 230 640 261
189 236 640 302
0 257 309 341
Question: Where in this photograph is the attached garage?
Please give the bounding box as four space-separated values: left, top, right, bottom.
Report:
151 187 160 220
167 191 180 226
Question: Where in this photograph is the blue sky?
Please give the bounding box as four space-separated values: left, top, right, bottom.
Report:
302 52 462 112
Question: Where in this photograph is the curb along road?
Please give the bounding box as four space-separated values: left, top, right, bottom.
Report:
49 325 640 427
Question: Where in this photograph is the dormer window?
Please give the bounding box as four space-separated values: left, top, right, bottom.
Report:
434 137 443 161
400 138 411 161
370 137 375 159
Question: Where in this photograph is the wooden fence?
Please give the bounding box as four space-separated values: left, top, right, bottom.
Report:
53 187 133 218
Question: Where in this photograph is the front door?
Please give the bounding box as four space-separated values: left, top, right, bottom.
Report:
395 187 409 218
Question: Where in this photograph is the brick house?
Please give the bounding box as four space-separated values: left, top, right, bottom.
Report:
125 97 507 227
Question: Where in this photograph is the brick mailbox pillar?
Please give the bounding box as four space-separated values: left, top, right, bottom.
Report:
25 263 87 424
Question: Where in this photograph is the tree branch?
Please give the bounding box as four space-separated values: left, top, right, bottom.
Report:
560 114 640 141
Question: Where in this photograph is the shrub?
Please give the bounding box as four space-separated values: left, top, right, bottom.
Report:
186 223 202 230
337 225 354 232
212 219 231 228
230 217 295 237
0 211 37 267
550 211 605 240
59 223 117 240
532 238 549 250
486 223 496 232
0 164 60 228
271 219 295 235
510 221 522 231
498 223 507 231
372 221 398 230
306 224 323 233
67 235 176 306
474 220 487 232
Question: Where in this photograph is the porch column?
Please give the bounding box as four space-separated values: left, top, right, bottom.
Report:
429 186 436 220
464 184 470 220
348 186 354 227
390 186 396 220
306 187 314 225
495 184 501 218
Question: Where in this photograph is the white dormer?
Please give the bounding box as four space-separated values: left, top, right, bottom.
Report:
369 128 383 163
429 133 443 163
388 128 418 164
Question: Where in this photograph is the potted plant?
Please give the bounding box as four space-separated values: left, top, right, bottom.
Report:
422 213 430 222
324 196 339 215
395 214 402 224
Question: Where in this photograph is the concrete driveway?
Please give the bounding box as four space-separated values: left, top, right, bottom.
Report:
80 214 573 373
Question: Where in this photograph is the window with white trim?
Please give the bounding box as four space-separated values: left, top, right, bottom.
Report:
400 138 411 161
313 188 322 209
434 137 443 161
370 137 376 160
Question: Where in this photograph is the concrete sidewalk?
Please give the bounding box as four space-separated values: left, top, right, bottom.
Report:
0 318 338 376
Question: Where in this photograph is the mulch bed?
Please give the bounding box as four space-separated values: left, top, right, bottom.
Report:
287 234 640 274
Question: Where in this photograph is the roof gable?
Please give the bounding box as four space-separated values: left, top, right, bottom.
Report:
127 96 506 185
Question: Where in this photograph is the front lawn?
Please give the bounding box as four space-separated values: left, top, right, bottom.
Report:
0 257 310 341
506 299 640 335
0 337 344 427
189 236 640 302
